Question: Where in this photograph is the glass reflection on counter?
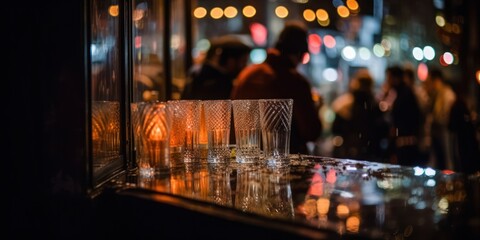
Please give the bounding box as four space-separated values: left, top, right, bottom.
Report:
128 156 478 239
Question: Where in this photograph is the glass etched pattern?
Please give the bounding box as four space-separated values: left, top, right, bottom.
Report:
259 99 293 166
232 99 261 164
131 101 171 177
168 100 201 165
92 101 120 168
203 100 232 163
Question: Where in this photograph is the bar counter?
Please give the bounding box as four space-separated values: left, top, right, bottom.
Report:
103 155 480 239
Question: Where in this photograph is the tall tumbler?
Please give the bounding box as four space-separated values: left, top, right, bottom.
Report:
203 100 232 164
258 99 293 167
167 100 202 166
131 101 171 177
232 99 261 164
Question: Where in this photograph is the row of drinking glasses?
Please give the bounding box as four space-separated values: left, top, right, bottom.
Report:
131 99 293 177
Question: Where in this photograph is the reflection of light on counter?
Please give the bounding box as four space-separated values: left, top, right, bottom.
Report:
425 167 436 177
377 179 394 189
316 197 330 215
308 172 324 196
425 179 436 187
438 197 449 214
340 191 354 198
336 204 350 218
346 165 357 171
413 166 424 176
346 216 360 232
302 199 318 219
326 168 337 183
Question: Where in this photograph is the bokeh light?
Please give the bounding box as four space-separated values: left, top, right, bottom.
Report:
417 62 428 81
243 5 256 18
423 46 435 60
323 35 336 48
275 6 289 18
303 9 316 22
412 47 424 61
337 6 350 18
224 6 238 18
193 7 207 19
210 7 223 19
323 68 338 82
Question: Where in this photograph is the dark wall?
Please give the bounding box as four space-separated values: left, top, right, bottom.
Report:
7 1 92 238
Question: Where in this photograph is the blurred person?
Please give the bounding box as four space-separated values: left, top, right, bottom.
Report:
230 21 323 155
404 66 430 163
423 67 456 170
182 35 252 100
331 69 389 162
379 66 424 167
448 84 480 174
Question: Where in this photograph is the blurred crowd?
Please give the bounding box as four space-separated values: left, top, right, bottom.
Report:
181 21 480 175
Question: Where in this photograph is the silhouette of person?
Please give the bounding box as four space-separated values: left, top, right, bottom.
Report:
379 66 424 167
182 35 252 100
230 21 322 155
331 69 388 162
448 84 480 174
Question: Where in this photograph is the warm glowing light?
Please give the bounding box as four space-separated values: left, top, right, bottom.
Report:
438 197 449 213
337 6 350 18
308 34 322 54
476 70 480 84
436 15 445 27
318 18 330 27
275 6 289 18
243 5 256 18
452 23 461 34
336 204 350 218
442 169 455 175
133 9 145 21
224 6 238 18
332 135 343 146
250 22 267 46
135 36 142 49
346 216 360 232
346 0 359 11
193 7 207 19
303 9 316 22
417 62 428 81
323 35 336 48
423 46 435 60
326 169 337 183
412 47 424 61
108 5 119 17
441 52 454 65
316 9 329 21
317 198 330 215
381 39 391 51
210 7 223 19
302 53 310 64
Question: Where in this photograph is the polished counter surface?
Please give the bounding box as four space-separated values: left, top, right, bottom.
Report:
114 155 480 239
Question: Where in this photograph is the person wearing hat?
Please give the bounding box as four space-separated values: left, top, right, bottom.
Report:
231 21 323 155
182 35 252 100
